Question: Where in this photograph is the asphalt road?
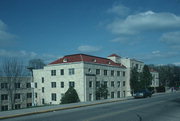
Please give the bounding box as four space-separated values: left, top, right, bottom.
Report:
2 92 180 121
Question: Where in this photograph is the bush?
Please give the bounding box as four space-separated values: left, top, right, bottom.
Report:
61 87 80 104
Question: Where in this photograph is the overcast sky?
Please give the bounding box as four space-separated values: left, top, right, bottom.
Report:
0 0 180 65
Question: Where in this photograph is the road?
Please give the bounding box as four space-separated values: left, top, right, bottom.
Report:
2 92 180 121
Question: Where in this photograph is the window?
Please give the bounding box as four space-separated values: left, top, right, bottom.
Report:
42 77 44 83
51 70 56 76
1 94 8 100
51 93 57 101
27 103 32 107
35 83 37 88
123 71 126 77
117 91 121 98
69 68 75 75
104 81 108 87
123 81 126 86
117 81 121 87
96 81 100 88
35 93 37 98
51 82 56 88
61 82 64 88
14 93 20 99
111 70 114 76
89 81 92 88
27 93 32 98
15 83 20 89
60 69 64 75
42 98 45 104
111 92 114 98
1 105 8 111
117 71 120 76
26 83 31 88
88 68 91 72
42 87 44 93
1 83 8 89
111 81 114 87
15 104 21 109
69 82 75 88
96 69 100 75
104 70 107 76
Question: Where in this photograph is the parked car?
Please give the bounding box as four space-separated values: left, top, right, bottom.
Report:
134 89 152 98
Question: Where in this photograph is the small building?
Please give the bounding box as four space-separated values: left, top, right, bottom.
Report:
0 77 33 111
150 69 159 88
33 54 128 105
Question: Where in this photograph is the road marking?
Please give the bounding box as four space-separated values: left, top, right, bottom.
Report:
83 100 167 121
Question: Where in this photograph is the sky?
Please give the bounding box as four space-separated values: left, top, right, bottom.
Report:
0 0 180 65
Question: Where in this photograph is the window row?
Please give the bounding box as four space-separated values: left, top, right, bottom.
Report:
89 81 126 88
51 68 75 76
1 93 32 101
95 69 126 77
0 82 32 89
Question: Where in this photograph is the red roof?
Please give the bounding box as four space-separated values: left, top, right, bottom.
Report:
49 54 126 68
108 54 121 58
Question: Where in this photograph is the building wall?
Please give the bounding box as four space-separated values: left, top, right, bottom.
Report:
0 77 32 111
150 71 159 88
33 61 128 105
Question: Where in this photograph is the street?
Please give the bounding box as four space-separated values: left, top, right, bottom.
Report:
2 92 180 121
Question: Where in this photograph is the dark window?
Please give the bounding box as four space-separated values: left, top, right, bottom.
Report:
117 91 121 98
96 69 100 75
69 68 75 75
1 94 8 100
89 81 92 88
35 93 37 98
27 93 32 98
35 83 37 88
111 81 114 87
61 82 64 88
42 98 45 104
51 70 56 76
104 81 108 87
117 81 121 87
123 71 125 76
111 92 114 98
51 82 56 88
15 83 20 89
104 70 107 76
1 83 8 89
42 87 44 93
111 70 114 76
14 93 20 99
96 81 100 88
117 71 120 76
26 83 31 88
1 105 8 111
27 103 32 107
15 104 21 109
51 93 57 101
60 69 64 75
123 81 126 86
42 77 44 83
69 82 75 88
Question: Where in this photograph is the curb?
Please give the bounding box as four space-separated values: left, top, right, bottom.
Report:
0 97 133 120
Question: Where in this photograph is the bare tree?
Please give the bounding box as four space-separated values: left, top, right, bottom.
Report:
1 57 24 110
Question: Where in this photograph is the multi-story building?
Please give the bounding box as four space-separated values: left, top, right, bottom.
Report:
33 54 128 105
108 54 144 96
0 77 33 111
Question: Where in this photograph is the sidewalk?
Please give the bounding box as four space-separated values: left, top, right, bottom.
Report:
0 96 133 120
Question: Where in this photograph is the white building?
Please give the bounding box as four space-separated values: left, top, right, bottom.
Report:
108 54 144 96
33 54 128 105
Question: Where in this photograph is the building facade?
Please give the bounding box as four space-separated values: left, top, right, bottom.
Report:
108 54 145 96
150 69 159 88
0 77 33 111
33 54 128 105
